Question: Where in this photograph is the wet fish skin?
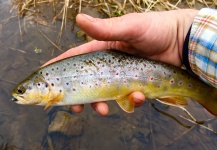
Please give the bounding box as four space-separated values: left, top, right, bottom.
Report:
12 50 217 115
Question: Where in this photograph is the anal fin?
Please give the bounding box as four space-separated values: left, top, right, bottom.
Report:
158 96 188 105
116 96 135 113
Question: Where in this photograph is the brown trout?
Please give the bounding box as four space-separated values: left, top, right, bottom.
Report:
12 50 217 115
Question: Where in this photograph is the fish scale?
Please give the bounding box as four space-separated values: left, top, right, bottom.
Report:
12 50 217 115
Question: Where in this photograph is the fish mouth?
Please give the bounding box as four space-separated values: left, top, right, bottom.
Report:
12 95 30 104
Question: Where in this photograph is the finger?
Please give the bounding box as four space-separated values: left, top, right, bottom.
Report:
42 40 108 66
76 13 146 41
128 92 145 107
71 104 84 113
91 102 109 116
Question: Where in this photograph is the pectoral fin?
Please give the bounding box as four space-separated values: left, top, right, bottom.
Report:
158 96 188 105
44 93 63 110
116 96 135 113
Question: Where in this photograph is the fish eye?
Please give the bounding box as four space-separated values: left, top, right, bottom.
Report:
17 86 26 94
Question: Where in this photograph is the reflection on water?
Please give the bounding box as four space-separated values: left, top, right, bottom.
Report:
0 1 217 149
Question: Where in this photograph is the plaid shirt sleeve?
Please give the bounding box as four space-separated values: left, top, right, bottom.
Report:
188 8 217 88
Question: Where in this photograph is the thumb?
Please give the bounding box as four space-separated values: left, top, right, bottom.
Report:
76 13 145 41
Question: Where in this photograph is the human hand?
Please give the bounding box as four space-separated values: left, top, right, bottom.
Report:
44 9 198 115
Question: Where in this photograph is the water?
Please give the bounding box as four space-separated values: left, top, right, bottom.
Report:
0 1 217 149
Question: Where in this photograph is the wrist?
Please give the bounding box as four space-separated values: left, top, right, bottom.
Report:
177 9 199 66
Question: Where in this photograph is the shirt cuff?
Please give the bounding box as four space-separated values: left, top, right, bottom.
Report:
188 8 217 88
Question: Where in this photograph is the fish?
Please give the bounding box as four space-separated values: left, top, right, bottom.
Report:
12 50 217 116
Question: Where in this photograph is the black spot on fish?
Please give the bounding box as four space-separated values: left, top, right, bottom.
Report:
63 68 66 71
52 68 54 71
38 83 40 86
40 72 42 74
46 73 49 76
59 90 62 93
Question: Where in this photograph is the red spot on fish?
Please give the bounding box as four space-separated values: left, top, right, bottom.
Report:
168 75 171 77
170 80 174 84
81 66 84 69
116 73 119 76
188 84 192 88
150 77 154 81
56 78 59 81
158 85 160 88
101 72 103 75
164 72 166 75
76 70 78 72
73 88 76 91
81 82 84 84
74 76 76 78
63 68 66 71
95 83 98 86
90 74 93 76
178 81 182 85
135 75 138 77
66 83 69 85
59 90 62 93
51 83 54 86
141 68 143 71
89 86 92 88
108 82 110 84
46 73 49 76
124 80 126 83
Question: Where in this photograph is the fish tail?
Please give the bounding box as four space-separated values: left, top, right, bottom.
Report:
198 88 217 116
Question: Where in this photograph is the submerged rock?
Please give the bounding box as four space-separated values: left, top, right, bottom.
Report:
48 111 83 137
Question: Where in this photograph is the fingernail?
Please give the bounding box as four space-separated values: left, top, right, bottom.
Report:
82 14 96 22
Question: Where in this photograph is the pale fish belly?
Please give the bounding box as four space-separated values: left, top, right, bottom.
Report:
38 51 210 106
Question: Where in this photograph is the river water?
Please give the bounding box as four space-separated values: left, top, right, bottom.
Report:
0 0 217 149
